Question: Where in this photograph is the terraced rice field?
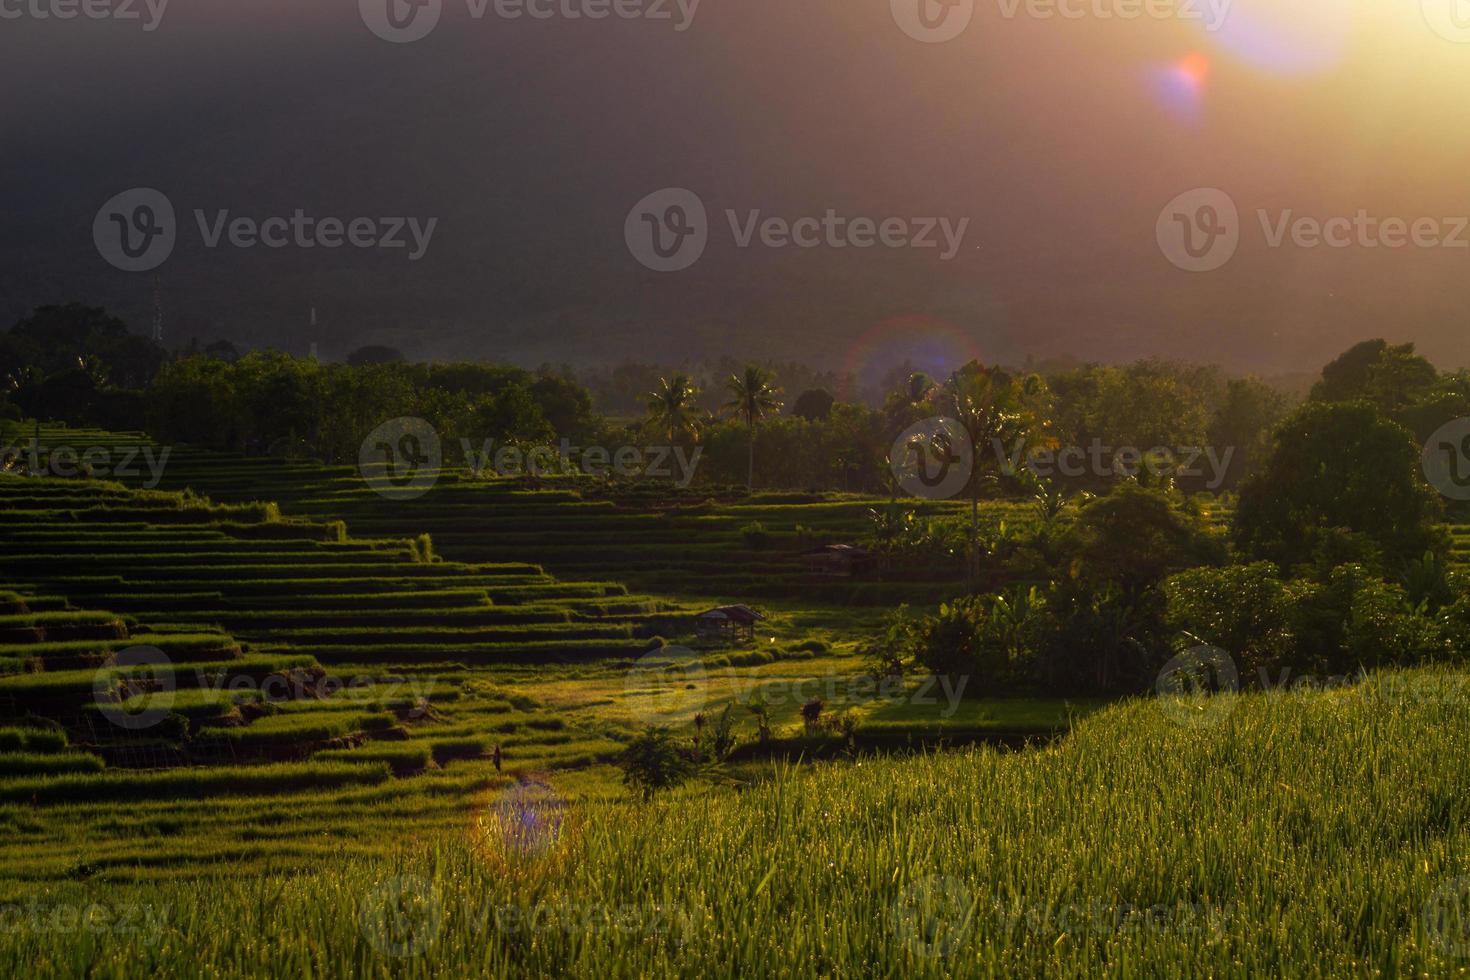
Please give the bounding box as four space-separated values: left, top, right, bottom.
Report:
0 454 982 888
11 425 1248 604
0 466 718 883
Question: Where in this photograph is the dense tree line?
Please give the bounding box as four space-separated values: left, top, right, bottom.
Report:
7 302 1470 702
879 340 1470 697
8 303 1470 508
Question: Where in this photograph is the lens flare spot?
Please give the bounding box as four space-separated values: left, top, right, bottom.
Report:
1198 0 1353 75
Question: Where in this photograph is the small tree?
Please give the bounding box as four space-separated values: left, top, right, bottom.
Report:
799 698 825 737
694 703 739 761
790 388 835 421
746 695 773 745
619 727 693 802
1235 401 1445 572
1064 482 1225 597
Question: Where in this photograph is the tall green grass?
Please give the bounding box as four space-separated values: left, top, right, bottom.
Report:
2 669 1469 977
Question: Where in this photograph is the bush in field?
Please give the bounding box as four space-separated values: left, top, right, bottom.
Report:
1164 562 1300 676
1298 565 1441 672
861 606 916 680
1311 339 1437 414
1236 401 1445 572
693 703 738 761
1063 482 1225 595
1034 576 1168 694
1166 561 1456 681
740 521 770 549
0 726 68 753
619 727 693 801
904 589 1049 692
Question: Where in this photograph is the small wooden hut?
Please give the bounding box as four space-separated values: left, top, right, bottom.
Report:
800 544 876 578
694 604 766 643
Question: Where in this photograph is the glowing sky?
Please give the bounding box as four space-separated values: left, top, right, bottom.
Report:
4 0 1470 371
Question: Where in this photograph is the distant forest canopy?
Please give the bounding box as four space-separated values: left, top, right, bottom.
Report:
3 302 1467 496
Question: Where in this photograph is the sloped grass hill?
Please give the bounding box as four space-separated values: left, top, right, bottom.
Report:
0 473 679 670
13 425 1242 604
4 669 1470 977
0 473 690 882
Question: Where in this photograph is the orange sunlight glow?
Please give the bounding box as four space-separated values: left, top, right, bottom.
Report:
1175 52 1210 89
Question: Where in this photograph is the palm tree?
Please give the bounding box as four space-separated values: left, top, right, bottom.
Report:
937 362 1050 579
645 374 703 446
723 365 783 490
883 371 936 430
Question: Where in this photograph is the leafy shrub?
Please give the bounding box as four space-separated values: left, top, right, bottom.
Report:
862 606 917 680
619 727 693 801
1236 401 1446 571
906 589 1050 692
725 649 774 668
740 521 770 549
0 727 67 753
1167 561 1454 681
1325 565 1439 670
1036 577 1168 694
1064 482 1225 593
1164 562 1299 677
